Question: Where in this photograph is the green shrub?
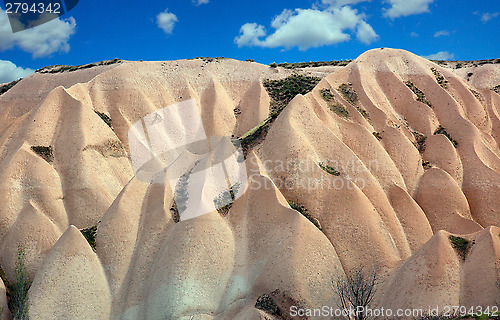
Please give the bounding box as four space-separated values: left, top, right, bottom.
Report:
434 125 458 148
264 75 321 116
449 235 469 260
338 83 358 105
319 162 341 176
287 200 321 230
237 117 272 156
0 79 21 96
320 88 335 102
404 81 432 107
320 88 349 118
7 247 30 320
329 102 350 118
80 225 98 251
269 62 278 68
31 146 53 163
213 183 241 216
338 84 369 118
94 110 113 129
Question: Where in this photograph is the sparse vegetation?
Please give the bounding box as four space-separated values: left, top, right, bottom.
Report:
264 75 321 115
269 62 278 68
449 235 469 260
405 81 432 107
332 268 379 320
319 162 341 176
195 57 227 63
83 139 126 157
255 294 280 316
337 84 369 118
431 67 448 89
94 110 113 129
469 88 482 100
237 117 272 156
338 83 358 105
430 58 500 69
170 164 197 222
492 85 500 94
238 75 321 154
80 225 98 251
31 145 53 163
372 131 382 140
320 88 350 118
329 102 350 118
287 200 321 230
412 132 427 153
275 59 352 69
434 125 458 148
36 58 122 73
0 79 21 95
320 88 335 102
213 183 241 216
1 247 31 320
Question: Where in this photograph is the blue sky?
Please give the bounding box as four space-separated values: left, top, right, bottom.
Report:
0 0 499 83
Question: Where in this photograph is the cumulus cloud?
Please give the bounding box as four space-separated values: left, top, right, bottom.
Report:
0 9 76 58
193 0 209 5
481 12 499 22
0 60 34 83
384 0 434 18
235 6 378 50
434 30 450 37
422 51 455 60
356 20 379 44
156 9 178 34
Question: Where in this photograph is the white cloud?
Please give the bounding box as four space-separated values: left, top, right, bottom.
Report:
0 60 34 83
356 21 379 44
434 30 449 37
422 51 455 60
384 0 434 18
481 12 499 22
235 6 378 50
235 23 267 47
156 9 178 34
411 32 419 37
193 0 209 4
0 9 76 58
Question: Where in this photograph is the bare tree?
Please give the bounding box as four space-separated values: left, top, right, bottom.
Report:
332 268 379 320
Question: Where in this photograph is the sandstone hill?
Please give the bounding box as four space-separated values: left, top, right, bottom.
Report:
0 48 498 319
